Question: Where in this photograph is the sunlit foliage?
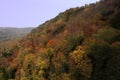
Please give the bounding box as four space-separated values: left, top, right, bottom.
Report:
0 0 120 80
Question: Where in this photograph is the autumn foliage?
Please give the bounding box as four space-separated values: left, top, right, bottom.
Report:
0 0 120 80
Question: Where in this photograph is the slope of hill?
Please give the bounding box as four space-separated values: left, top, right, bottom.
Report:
0 27 34 57
0 27 34 41
0 0 120 80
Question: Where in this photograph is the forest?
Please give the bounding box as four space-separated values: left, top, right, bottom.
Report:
0 0 120 80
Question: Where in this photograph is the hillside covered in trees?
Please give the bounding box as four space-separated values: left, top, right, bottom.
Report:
0 27 33 41
0 27 33 56
0 0 120 80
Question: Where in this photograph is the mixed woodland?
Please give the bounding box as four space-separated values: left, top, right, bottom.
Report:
0 0 120 80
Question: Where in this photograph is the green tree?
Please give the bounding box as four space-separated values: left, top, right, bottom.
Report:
66 34 84 52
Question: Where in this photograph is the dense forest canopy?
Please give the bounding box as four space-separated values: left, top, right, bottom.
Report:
0 0 120 80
